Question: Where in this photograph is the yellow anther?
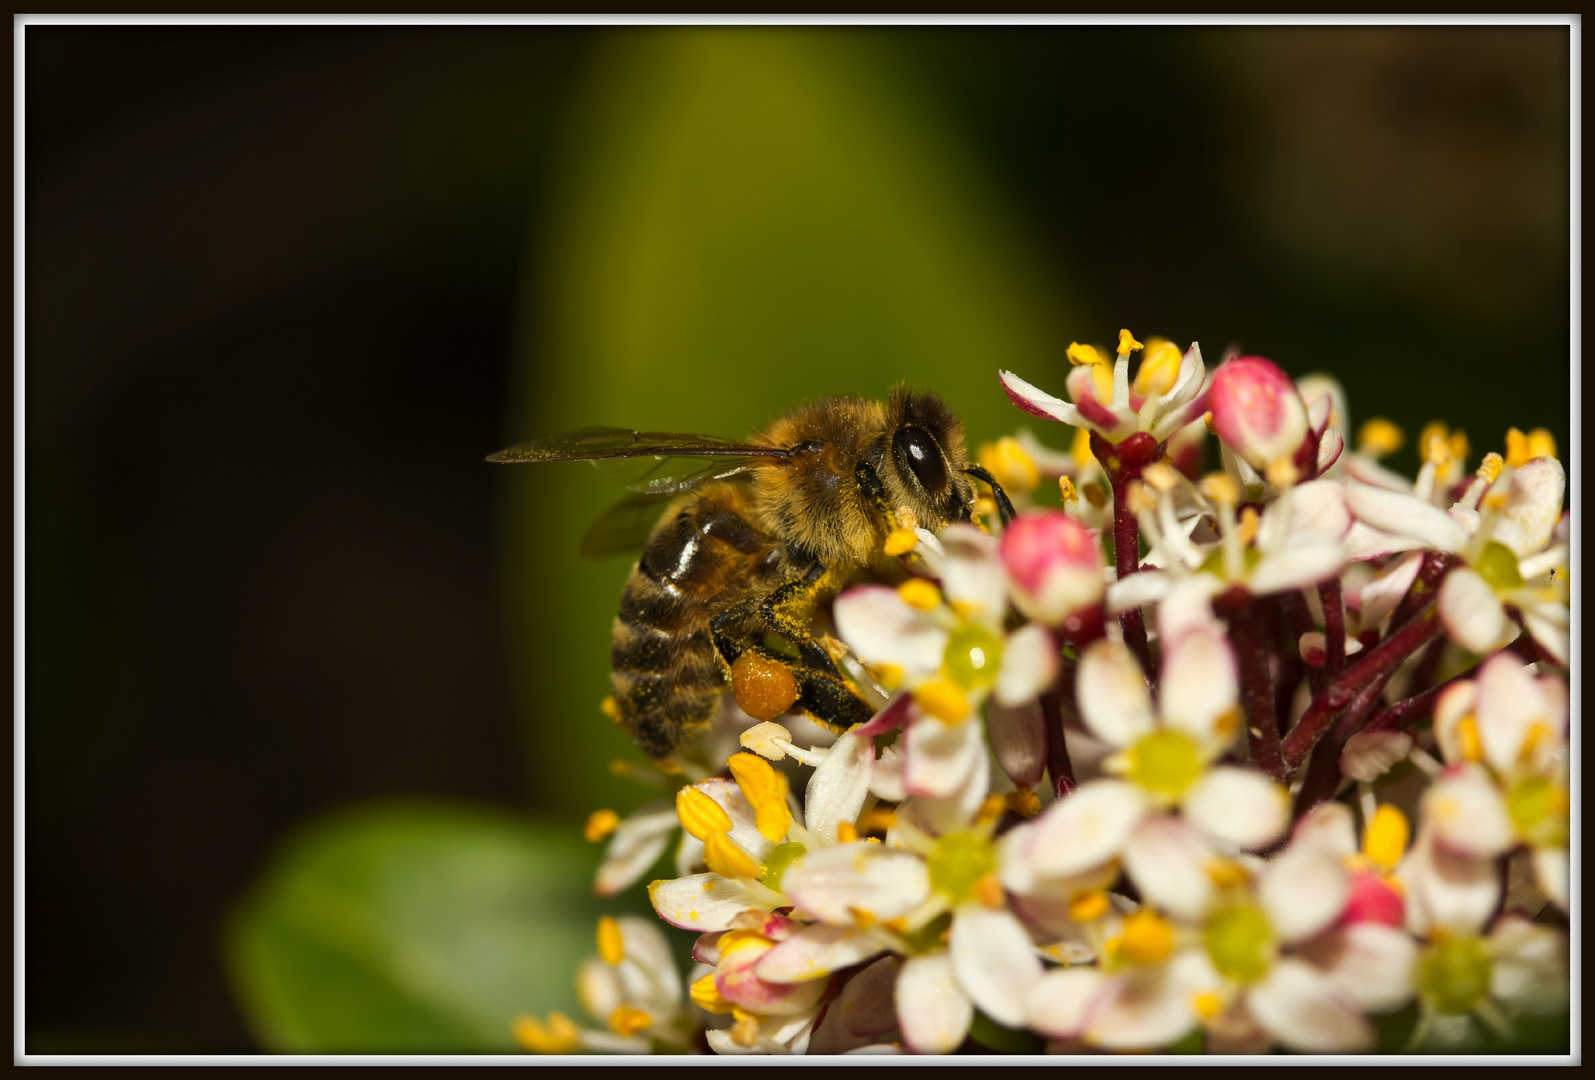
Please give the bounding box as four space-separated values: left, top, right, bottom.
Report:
1142 462 1179 493
1519 721 1555 764
1082 482 1109 509
1476 451 1505 484
1067 341 1107 367
599 695 620 722
1236 506 1261 548
1550 566 1569 584
1119 908 1175 966
1203 410 1216 434
1527 428 1557 460
1506 426 1557 466
898 578 942 611
1356 418 1405 459
1117 329 1145 356
972 872 1006 910
1131 337 1183 399
1420 422 1455 468
608 1005 652 1037
977 793 1008 826
1101 935 1124 967
596 915 626 966
1206 858 1249 890
836 821 860 844
1362 804 1410 874
513 1012 581 1055
1456 714 1484 764
850 906 878 931
883 527 919 557
1068 889 1111 923
974 496 998 519
859 806 898 834
1448 430 1470 464
1264 457 1300 488
1059 475 1080 508
1125 480 1158 515
895 506 921 531
1483 491 1508 511
727 752 793 842
1212 706 1242 741
1070 426 1096 468
1198 472 1239 506
689 972 734 1014
730 1010 761 1048
1004 787 1041 818
584 808 621 843
868 662 904 691
1191 991 1224 1021
979 435 1041 496
913 679 971 725
676 785 733 841
703 832 763 881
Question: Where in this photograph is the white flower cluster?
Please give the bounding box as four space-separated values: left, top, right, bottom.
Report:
522 335 1570 1057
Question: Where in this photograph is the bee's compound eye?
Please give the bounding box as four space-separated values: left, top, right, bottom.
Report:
894 424 949 497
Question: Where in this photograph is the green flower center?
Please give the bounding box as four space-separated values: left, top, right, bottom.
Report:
901 911 953 954
1204 903 1275 984
1420 934 1492 1015
759 841 807 892
1475 540 1524 591
943 624 1004 690
926 831 996 906
1200 544 1263 581
1506 776 1568 847
1127 729 1204 799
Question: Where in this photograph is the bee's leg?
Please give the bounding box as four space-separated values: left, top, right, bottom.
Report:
854 459 897 528
963 464 1017 525
789 665 877 731
708 597 763 670
756 574 848 677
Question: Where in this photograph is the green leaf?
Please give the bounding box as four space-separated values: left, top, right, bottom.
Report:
503 29 1074 814
225 802 619 1053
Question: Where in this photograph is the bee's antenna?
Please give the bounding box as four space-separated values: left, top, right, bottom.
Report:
963 464 1016 526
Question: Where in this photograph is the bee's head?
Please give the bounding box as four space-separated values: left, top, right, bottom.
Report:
883 386 977 527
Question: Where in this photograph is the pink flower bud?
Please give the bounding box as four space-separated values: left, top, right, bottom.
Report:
1000 510 1104 625
1208 356 1311 471
1339 871 1405 928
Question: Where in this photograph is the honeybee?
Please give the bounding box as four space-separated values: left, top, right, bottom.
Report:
489 387 1015 765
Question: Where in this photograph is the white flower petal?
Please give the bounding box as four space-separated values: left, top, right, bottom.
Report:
595 802 681 897
1345 480 1467 553
805 731 875 845
832 585 946 677
868 742 906 803
1248 540 1345 595
1086 948 1209 1050
1157 625 1239 746
1182 767 1290 850
1431 680 1479 766
1423 768 1514 859
781 844 929 925
1258 842 1350 943
895 953 973 1054
1532 846 1568 912
698 776 776 861
755 924 887 983
1122 814 1216 921
985 698 1047 789
1258 480 1351 551
1475 653 1563 775
1521 601 1569 666
1342 520 1428 561
648 874 767 931
1023 779 1149 878
1488 915 1569 1015
1027 967 1106 1039
1295 923 1418 1014
1248 958 1373 1052
994 623 1059 707
902 714 984 799
949 903 1045 1028
1339 730 1414 783
1398 825 1500 936
1290 800 1359 860
1106 568 1176 613
1493 457 1565 558
1076 640 1155 747
1438 569 1506 655
999 369 1083 426
1351 551 1423 629
934 525 1008 617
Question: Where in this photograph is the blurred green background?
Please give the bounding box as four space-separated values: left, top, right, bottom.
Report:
24 24 1571 1052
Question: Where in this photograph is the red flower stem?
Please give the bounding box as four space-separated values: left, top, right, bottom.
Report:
1292 670 1392 816
1319 578 1346 677
1364 636 1541 733
1281 603 1442 772
1389 551 1456 630
1222 593 1286 780
1092 431 1160 682
1041 685 1077 801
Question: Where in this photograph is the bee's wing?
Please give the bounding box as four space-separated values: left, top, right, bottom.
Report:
579 491 679 558
487 426 792 495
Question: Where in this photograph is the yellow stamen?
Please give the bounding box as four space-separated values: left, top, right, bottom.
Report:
1362 804 1410 873
1198 472 1239 506
513 1012 580 1055
1082 481 1109 509
1141 462 1179 493
1004 788 1041 818
898 578 942 611
1133 337 1183 398
913 679 971 725
1059 475 1080 508
608 1006 652 1037
974 496 998 519
1206 858 1249 890
689 972 734 1014
883 527 918 557
850 906 878 931
1456 714 1484 764
1264 457 1299 488
1067 342 1107 367
703 832 763 881
1203 410 1216 434
1356 417 1405 459
1119 908 1174 966
895 506 921 531
599 695 620 723
1070 426 1095 468
858 806 897 834
1519 721 1554 764
836 821 859 844
1418 421 1452 468
584 808 620 843
979 436 1041 496
972 872 1006 910
596 915 625 966
1191 991 1224 1021
1125 480 1157 515
727 752 793 842
977 793 1008 826
1527 428 1557 460
676 785 733 841
730 1010 761 1048
868 662 904 691
1549 566 1568 584
1448 430 1470 464
1235 506 1260 548
1068 888 1110 923
1476 451 1505 484
1117 329 1145 356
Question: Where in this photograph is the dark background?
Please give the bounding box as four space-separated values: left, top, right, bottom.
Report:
23 25 1571 1052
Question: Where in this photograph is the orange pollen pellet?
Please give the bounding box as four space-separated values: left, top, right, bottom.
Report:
730 651 800 722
